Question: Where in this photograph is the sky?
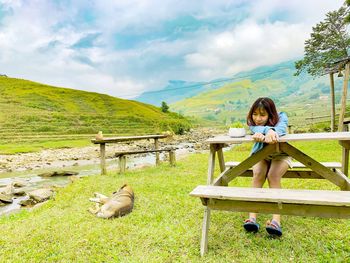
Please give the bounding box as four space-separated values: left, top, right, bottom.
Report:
0 0 345 99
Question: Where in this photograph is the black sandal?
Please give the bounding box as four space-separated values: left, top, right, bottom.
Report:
243 218 260 233
266 220 282 237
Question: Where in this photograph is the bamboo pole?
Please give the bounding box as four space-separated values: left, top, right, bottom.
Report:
329 73 335 132
338 63 350 132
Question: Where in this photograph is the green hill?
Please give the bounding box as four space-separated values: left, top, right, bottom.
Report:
0 77 191 152
170 61 347 131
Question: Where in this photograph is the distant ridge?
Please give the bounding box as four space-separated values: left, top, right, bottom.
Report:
169 60 344 128
135 60 306 106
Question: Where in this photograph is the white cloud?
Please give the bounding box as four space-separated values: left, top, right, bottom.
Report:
184 20 310 79
0 0 345 99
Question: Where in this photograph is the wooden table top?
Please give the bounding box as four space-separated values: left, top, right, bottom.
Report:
91 134 168 144
206 132 350 144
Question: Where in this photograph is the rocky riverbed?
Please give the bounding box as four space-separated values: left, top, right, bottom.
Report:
0 128 224 174
0 128 225 215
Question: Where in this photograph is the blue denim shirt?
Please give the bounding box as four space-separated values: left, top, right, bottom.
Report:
249 112 288 155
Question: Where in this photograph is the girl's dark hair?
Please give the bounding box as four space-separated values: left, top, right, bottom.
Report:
246 97 279 126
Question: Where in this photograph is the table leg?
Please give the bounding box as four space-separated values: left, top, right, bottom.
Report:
340 141 350 176
342 148 349 176
154 138 160 165
200 207 211 257
216 144 226 173
200 144 217 256
100 143 107 175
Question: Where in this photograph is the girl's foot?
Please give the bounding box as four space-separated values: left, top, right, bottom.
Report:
243 218 260 233
266 220 282 237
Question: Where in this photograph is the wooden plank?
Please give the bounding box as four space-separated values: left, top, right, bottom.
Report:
235 170 325 179
213 144 275 186
100 143 106 175
206 199 350 219
280 143 350 190
206 132 350 144
115 149 174 156
226 161 342 169
91 134 168 144
190 186 350 206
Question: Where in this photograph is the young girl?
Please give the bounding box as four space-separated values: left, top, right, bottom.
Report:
243 97 291 237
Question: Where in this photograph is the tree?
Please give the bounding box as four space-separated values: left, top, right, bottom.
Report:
295 5 350 76
295 4 350 131
345 0 350 23
161 101 169 113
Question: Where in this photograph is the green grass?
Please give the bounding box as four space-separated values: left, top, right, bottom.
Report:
0 77 192 148
0 139 92 154
0 141 349 262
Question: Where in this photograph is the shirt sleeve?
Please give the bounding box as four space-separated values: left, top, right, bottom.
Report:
249 112 288 136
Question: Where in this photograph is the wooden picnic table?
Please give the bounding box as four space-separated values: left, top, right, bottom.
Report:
191 131 350 256
206 132 350 186
91 134 168 175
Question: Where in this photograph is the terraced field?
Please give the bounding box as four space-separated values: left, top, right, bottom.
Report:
0 77 192 153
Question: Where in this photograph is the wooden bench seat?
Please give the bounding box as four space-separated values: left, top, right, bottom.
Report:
115 148 175 157
225 161 342 179
115 148 176 173
190 185 350 218
226 161 342 169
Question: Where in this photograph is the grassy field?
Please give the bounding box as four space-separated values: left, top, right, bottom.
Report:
0 141 349 262
0 76 192 153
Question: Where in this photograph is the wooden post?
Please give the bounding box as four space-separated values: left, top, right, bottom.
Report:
201 145 217 256
169 150 176 166
154 138 160 165
338 63 350 132
340 141 350 177
100 143 107 175
330 73 335 132
119 155 126 174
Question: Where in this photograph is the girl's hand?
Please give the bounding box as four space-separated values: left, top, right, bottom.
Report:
265 129 279 144
252 132 265 142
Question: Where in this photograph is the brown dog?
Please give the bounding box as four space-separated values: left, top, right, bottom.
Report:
88 184 134 219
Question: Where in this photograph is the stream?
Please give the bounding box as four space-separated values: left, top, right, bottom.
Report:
0 144 202 215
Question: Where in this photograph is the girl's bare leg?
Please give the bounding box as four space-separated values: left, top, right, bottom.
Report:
249 160 269 219
267 160 289 224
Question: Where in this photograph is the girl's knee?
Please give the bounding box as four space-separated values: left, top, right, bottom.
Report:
267 172 282 184
253 170 266 182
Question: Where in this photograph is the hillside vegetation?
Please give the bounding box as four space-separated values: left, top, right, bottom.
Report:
0 77 191 153
170 61 348 131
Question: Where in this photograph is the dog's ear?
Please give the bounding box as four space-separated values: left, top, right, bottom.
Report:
120 184 128 189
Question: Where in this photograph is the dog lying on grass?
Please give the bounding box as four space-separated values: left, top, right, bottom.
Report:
88 184 134 219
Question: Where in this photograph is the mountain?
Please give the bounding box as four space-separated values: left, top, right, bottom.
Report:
0 77 191 142
169 61 345 129
135 61 309 107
